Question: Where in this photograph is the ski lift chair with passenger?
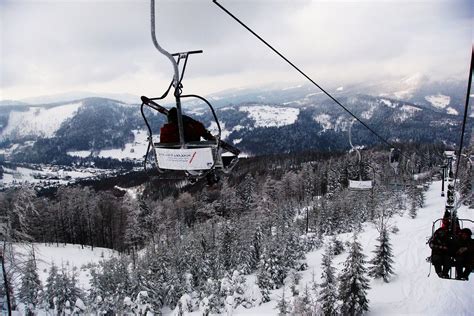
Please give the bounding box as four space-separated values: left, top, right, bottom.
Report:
428 183 474 281
140 0 240 184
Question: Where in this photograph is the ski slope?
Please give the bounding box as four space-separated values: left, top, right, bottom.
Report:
233 180 473 315
13 181 471 315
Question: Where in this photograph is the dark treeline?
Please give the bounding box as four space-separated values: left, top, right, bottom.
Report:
1 143 473 314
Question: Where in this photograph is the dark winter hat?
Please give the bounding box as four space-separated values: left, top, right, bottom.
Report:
460 228 472 236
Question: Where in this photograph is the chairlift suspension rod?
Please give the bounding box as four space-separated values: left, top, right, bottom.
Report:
453 47 473 183
150 0 186 147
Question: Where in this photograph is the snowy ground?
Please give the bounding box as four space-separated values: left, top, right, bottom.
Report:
14 243 117 291
232 180 473 315
16 181 472 315
67 129 149 161
0 165 115 189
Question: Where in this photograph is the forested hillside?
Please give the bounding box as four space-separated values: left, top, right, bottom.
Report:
0 143 472 314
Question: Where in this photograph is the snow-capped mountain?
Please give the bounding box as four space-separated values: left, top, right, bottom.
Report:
0 75 471 166
0 101 83 140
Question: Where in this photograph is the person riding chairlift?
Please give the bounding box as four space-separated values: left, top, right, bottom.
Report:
160 108 220 185
160 107 215 143
454 228 473 280
430 217 454 278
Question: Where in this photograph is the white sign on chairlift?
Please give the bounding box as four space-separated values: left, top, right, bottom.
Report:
349 180 373 190
156 147 214 170
444 151 455 158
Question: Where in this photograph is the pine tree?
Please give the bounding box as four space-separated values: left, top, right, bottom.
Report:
276 287 290 316
43 263 60 311
293 284 313 316
19 253 42 315
250 224 264 270
55 265 83 314
368 225 395 283
89 256 133 313
318 245 338 316
256 249 274 303
338 234 370 316
219 221 235 272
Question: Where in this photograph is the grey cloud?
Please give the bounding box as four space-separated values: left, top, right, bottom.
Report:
1 0 472 100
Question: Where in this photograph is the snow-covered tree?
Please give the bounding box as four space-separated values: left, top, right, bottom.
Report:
318 245 338 316
338 234 370 316
331 235 345 256
43 263 59 311
56 265 83 314
276 287 290 316
369 224 395 282
257 239 287 291
88 256 132 313
18 253 42 315
292 284 316 316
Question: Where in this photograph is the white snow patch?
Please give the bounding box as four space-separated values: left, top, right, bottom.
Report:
239 105 299 128
380 99 396 108
425 94 450 109
305 92 323 98
282 84 302 91
208 121 231 140
313 114 333 132
67 150 91 158
1 102 82 139
97 130 149 161
446 107 458 115
233 138 242 145
334 116 349 132
232 125 245 132
361 104 377 120
395 105 422 122
1 165 99 187
15 243 116 291
68 130 152 161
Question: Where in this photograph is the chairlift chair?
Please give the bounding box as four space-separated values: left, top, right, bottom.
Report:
429 217 474 281
347 120 373 191
140 0 240 181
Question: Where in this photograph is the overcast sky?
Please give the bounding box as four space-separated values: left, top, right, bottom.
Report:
1 0 472 101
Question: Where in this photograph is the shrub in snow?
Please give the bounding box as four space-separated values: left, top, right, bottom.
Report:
199 297 210 316
243 283 263 308
331 235 345 256
134 291 154 315
276 287 290 315
294 286 317 316
300 233 323 252
284 269 301 297
172 293 193 315
225 295 234 315
72 298 86 314
201 278 223 314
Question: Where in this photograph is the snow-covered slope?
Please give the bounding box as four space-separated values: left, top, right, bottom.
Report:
231 181 473 315
425 94 451 109
239 105 299 128
15 243 116 291
0 102 82 139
